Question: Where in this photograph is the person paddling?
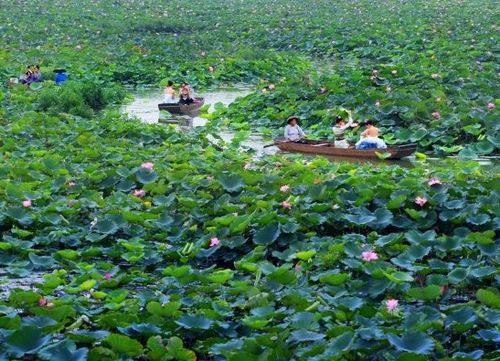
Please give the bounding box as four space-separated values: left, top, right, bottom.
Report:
332 109 358 148
284 116 306 142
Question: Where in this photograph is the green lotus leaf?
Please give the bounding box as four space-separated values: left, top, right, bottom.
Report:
38 340 88 361
387 331 435 354
323 331 354 357
175 314 214 330
383 271 414 284
218 173 245 192
476 289 500 309
447 268 468 284
319 272 350 286
29 253 56 268
253 221 280 245
165 337 196 361
136 170 159 184
207 269 234 284
105 334 144 357
288 329 325 343
5 207 33 225
94 219 118 234
68 330 110 344
476 329 500 343
407 285 441 301
6 326 50 356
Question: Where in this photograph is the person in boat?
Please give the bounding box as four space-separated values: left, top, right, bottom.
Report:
178 86 194 105
54 69 68 85
284 115 306 142
181 82 196 99
164 80 176 103
333 110 358 148
355 120 387 149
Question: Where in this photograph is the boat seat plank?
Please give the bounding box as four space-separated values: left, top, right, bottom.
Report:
312 143 329 147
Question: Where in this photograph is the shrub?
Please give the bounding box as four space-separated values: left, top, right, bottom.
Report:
36 81 124 117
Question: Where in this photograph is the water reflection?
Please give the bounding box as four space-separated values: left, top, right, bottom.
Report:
123 87 251 125
123 89 498 170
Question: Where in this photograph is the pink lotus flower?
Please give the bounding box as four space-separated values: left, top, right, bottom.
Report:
210 237 220 247
487 102 495 110
133 189 146 198
22 199 32 208
104 273 112 280
385 299 399 312
140 162 154 171
361 251 378 262
38 297 47 307
280 185 290 193
415 196 428 207
375 100 381 107
282 201 292 209
432 111 441 119
428 178 442 186
268 84 276 90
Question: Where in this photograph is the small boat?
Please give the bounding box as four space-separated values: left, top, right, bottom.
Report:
158 97 205 115
274 138 417 160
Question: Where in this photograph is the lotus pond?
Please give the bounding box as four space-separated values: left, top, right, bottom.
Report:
0 1 499 360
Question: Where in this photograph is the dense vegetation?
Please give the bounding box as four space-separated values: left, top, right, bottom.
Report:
0 0 498 360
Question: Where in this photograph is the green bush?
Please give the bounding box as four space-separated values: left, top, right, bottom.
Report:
37 81 124 117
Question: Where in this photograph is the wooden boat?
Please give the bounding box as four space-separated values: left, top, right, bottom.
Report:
274 139 417 160
158 97 204 115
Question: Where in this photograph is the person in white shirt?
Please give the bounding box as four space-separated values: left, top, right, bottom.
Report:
163 81 176 103
284 116 306 142
332 110 358 148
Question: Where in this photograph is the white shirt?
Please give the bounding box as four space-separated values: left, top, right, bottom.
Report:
332 114 354 138
284 125 305 141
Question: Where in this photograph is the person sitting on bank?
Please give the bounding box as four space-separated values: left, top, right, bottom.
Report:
178 86 194 105
53 69 68 85
164 80 176 103
333 110 358 148
31 65 42 82
284 115 306 142
355 120 387 149
19 69 33 84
